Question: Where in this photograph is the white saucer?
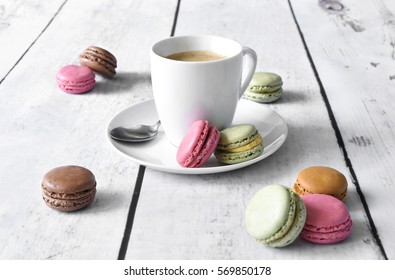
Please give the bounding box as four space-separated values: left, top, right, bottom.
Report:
107 99 288 174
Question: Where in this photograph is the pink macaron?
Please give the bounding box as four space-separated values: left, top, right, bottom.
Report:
56 65 96 94
176 120 220 168
300 194 352 244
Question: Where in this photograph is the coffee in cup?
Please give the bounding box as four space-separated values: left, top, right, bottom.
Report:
166 50 226 62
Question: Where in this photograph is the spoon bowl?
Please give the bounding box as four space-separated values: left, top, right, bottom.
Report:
110 120 161 142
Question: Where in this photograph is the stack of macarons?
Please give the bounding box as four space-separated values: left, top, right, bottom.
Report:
56 46 117 94
244 72 283 103
214 124 263 165
245 166 352 247
292 166 352 244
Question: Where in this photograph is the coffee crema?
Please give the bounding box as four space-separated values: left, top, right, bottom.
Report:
165 50 226 62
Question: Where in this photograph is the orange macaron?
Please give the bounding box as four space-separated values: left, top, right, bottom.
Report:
293 166 348 201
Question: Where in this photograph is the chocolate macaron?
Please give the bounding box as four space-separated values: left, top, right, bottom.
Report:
80 46 117 78
293 166 348 201
41 165 96 212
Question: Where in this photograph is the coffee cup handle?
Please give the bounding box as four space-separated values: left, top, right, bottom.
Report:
239 46 257 98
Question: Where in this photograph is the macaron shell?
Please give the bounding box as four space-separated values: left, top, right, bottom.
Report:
42 165 96 193
247 72 283 93
300 194 352 244
56 65 95 83
176 120 209 167
293 166 348 201
216 124 257 150
246 184 292 240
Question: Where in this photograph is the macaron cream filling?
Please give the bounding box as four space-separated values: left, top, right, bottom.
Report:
225 134 262 153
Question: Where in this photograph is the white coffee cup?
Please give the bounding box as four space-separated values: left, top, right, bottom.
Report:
150 35 257 146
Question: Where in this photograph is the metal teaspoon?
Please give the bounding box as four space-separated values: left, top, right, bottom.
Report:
110 120 161 142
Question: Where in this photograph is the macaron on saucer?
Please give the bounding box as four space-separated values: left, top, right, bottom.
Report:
214 124 263 164
300 194 352 244
107 99 287 174
176 120 219 168
245 184 306 247
244 72 283 103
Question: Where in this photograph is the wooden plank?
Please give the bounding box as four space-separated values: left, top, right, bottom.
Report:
0 0 177 259
0 0 66 82
126 0 381 259
290 0 395 259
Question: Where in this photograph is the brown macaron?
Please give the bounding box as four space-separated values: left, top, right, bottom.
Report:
41 165 96 212
80 46 117 78
293 166 347 201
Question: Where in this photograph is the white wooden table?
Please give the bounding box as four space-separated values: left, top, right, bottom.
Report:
0 0 394 260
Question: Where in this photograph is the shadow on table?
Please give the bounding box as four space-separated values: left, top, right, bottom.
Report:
94 71 151 95
90 189 127 213
277 89 309 104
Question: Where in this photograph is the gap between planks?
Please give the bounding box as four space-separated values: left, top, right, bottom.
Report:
0 0 69 85
287 0 388 260
117 0 182 259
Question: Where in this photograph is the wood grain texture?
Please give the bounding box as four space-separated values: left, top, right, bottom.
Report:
0 0 66 82
126 0 382 259
291 0 395 259
0 0 177 259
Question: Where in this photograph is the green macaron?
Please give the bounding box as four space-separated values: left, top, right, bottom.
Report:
245 184 306 248
214 124 263 164
244 72 283 103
